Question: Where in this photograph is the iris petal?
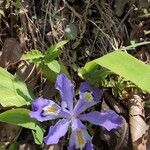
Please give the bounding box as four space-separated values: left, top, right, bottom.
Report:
79 110 122 131
69 118 91 149
30 98 53 122
55 74 74 111
68 142 93 150
30 98 70 122
44 119 70 145
74 82 102 115
84 142 94 150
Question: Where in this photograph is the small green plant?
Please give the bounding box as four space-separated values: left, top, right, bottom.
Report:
21 40 69 82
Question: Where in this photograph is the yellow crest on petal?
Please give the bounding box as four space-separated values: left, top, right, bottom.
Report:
75 130 86 149
43 105 59 115
83 92 93 102
45 107 58 113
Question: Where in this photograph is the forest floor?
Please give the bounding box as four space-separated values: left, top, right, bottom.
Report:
0 0 150 150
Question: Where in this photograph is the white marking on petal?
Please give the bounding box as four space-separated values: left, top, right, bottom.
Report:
43 103 60 116
83 92 93 102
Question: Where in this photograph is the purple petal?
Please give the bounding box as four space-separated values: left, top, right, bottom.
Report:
68 145 76 150
69 118 92 149
30 98 51 122
79 110 122 131
44 119 70 145
30 98 70 122
68 142 93 150
84 142 94 150
71 118 86 130
55 74 74 111
74 82 102 115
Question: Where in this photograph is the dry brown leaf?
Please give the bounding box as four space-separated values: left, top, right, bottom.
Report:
0 38 23 68
19 0 29 51
16 61 38 89
42 80 57 99
129 95 149 150
104 93 128 118
135 48 150 64
0 123 21 147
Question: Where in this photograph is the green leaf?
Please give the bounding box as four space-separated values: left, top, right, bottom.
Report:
0 9 5 17
32 125 44 145
8 142 17 150
21 50 44 60
39 62 70 83
65 24 78 40
46 60 60 73
82 51 150 92
80 65 111 85
39 63 57 83
0 108 44 145
0 67 33 107
45 40 68 61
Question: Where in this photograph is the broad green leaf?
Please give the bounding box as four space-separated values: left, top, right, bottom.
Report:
21 50 44 60
65 24 78 40
45 40 68 61
82 51 150 92
0 108 44 145
46 60 60 73
0 67 33 107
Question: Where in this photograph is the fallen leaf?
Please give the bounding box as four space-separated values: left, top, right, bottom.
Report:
0 123 21 147
0 38 23 68
129 95 149 150
17 61 39 89
42 80 57 99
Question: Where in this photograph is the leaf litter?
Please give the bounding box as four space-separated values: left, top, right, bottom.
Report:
0 0 150 149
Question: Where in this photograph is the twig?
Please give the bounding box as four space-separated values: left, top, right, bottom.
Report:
63 0 82 20
117 6 134 30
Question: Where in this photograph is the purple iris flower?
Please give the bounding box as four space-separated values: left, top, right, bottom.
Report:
30 74 122 150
